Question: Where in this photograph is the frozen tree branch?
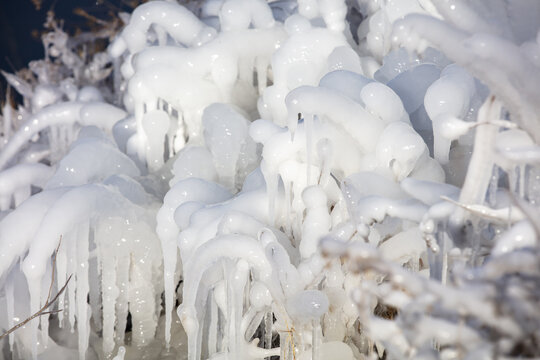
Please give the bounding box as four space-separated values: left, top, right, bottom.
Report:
0 240 72 342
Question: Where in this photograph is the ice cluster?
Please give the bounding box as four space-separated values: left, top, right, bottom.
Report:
0 0 540 359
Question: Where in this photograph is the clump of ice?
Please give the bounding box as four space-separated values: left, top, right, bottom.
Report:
0 0 539 360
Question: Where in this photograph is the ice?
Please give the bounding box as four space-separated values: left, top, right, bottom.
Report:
286 290 329 322
142 110 170 172
495 129 535 171
219 0 275 31
249 281 272 310
357 0 430 61
75 221 90 360
300 186 331 259
115 252 131 345
401 178 459 205
284 85 387 154
1 1 540 359
171 146 218 185
452 97 500 227
112 346 126 360
5 274 15 351
375 122 432 181
22 185 144 280
326 46 363 74
0 102 126 170
431 0 495 35
156 177 231 346
492 220 536 256
378 227 426 265
386 64 441 114
202 104 254 190
424 64 476 164
31 85 64 112
46 128 140 189
129 241 158 347
1 71 33 99
319 70 372 102
318 0 348 33
0 188 68 277
100 238 118 355
393 12 540 143
110 1 217 56
262 21 348 124
0 163 53 210
178 234 274 358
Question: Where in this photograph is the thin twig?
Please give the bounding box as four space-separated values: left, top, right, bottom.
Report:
0 237 72 341
441 195 524 224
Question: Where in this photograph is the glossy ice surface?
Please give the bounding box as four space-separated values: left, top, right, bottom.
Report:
0 0 539 359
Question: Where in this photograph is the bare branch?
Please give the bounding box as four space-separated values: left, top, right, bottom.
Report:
0 237 71 342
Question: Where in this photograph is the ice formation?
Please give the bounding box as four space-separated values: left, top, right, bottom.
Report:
0 0 540 359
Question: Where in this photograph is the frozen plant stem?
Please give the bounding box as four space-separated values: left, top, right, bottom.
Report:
2 1 540 359
452 95 500 225
312 319 321 360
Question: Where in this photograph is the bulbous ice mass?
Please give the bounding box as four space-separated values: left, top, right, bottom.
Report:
0 0 539 360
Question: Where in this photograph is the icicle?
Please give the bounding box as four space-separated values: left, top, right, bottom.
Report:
129 246 158 347
40 264 52 348
26 275 41 360
157 178 231 347
264 311 273 352
208 290 219 356
134 101 147 163
261 160 278 225
142 109 170 172
76 221 90 360
112 346 126 360
284 179 292 237
115 253 131 344
220 262 232 359
518 164 526 198
316 138 333 187
88 248 103 331
162 245 177 348
312 319 322 360
305 114 314 185
101 244 118 355
255 56 269 94
441 233 449 285
228 259 249 357
487 166 499 208
242 307 262 342
67 231 77 333
173 111 186 153
506 169 518 203
300 186 331 259
6 274 15 351
48 126 59 161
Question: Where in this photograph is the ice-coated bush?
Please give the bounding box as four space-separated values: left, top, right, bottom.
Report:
0 0 539 359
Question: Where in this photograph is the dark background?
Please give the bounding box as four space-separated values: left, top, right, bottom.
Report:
0 0 142 101
0 0 145 72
